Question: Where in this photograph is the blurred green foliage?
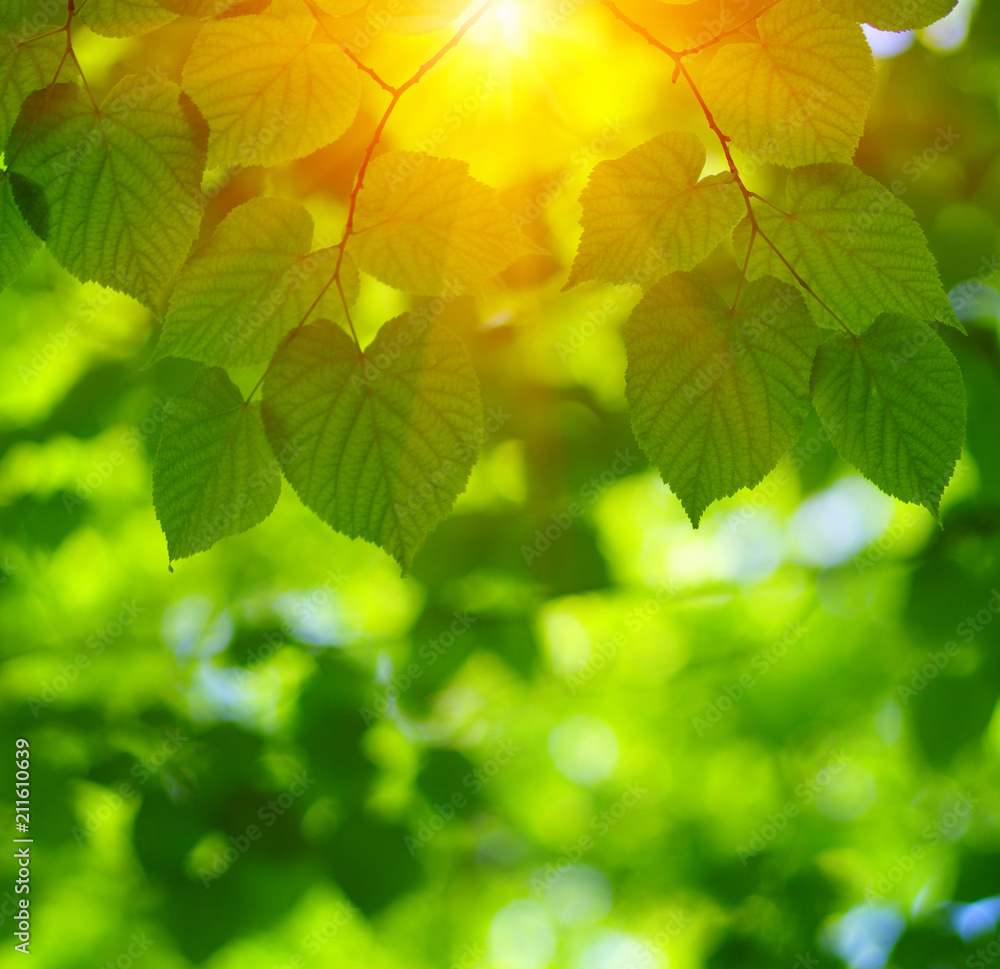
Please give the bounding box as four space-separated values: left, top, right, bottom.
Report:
3 2 1000 969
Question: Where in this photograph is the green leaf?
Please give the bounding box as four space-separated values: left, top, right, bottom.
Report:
349 152 538 297
733 163 957 333
0 31 50 290
262 315 484 571
154 0 242 16
0 175 39 290
1 32 65 147
821 0 957 31
8 77 208 308
0 0 63 30
811 314 966 517
152 196 359 368
701 0 876 168
566 131 745 289
625 271 822 526
182 0 362 170
152 367 281 561
81 0 176 37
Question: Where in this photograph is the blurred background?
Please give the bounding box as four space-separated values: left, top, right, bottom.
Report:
2 0 1000 967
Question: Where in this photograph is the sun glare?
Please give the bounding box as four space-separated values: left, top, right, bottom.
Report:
469 0 530 56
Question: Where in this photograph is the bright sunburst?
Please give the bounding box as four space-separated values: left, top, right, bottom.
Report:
468 0 532 56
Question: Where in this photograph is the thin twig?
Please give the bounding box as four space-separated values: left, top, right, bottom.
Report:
303 0 396 94
600 0 856 338
244 0 501 406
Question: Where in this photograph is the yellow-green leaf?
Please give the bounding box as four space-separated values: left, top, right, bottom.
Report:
8 77 208 308
153 196 358 368
733 163 957 333
262 315 484 571
182 0 362 170
701 0 876 167
567 131 744 288
626 271 822 526
821 0 957 31
349 152 538 296
81 0 176 37
153 367 281 561
811 314 966 517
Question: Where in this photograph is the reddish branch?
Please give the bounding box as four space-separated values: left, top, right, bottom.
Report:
245 0 502 404
598 0 856 335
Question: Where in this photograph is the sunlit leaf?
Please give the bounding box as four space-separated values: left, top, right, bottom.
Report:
811 313 966 516
733 163 957 333
822 0 958 31
262 315 483 571
153 196 358 368
349 152 538 297
8 77 207 308
153 367 281 560
81 0 176 37
701 0 876 168
567 131 745 288
626 271 822 526
182 0 362 169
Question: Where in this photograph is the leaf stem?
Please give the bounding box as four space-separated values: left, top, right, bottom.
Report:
599 0 857 337
304 0 396 94
2 0 80 176
244 0 501 406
